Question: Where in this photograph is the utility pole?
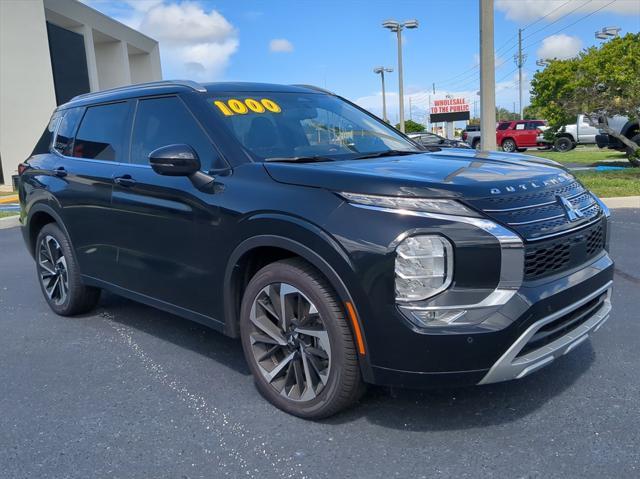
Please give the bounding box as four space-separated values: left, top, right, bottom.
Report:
479 0 496 151
514 28 527 120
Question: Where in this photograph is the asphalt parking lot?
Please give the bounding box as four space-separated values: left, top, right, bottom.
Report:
1 209 639 479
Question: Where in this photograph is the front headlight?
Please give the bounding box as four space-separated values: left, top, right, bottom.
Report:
338 192 480 217
395 235 453 302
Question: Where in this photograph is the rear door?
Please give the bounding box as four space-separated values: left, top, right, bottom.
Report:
52 102 132 282
109 95 229 317
577 115 598 143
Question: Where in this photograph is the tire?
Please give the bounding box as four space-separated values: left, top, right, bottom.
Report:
502 138 517 152
239 258 364 419
472 139 480 150
626 134 640 167
35 223 101 316
554 137 574 152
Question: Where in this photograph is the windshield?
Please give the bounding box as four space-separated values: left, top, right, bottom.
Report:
207 92 421 161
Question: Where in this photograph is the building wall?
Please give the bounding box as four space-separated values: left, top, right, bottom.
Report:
0 0 161 185
0 0 57 185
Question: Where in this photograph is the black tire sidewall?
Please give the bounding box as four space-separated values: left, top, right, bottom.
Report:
35 223 85 316
239 261 354 418
555 137 572 152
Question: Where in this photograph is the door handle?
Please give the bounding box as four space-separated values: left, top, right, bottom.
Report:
114 175 136 187
54 167 67 178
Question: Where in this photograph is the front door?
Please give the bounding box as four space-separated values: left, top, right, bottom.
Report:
110 95 228 318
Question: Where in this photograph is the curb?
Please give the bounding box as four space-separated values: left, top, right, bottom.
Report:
601 196 640 209
0 215 20 229
0 195 18 204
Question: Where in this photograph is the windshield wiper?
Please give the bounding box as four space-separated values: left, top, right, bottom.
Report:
264 156 335 163
353 149 423 160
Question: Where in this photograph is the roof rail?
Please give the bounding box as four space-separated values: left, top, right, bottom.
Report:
291 84 335 95
70 80 207 101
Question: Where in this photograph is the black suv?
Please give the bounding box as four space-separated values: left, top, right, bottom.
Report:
19 81 614 418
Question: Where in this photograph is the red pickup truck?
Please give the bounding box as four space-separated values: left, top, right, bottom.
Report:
496 120 548 152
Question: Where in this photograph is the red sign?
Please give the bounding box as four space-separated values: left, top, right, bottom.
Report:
431 98 470 114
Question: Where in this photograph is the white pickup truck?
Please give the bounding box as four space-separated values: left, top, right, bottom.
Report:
553 114 599 152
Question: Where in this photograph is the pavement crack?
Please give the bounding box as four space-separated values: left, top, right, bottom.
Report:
614 268 640 285
99 311 306 479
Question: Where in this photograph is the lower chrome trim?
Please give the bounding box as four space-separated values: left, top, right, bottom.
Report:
478 281 613 385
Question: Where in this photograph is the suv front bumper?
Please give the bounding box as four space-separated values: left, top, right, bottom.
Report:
365 251 614 389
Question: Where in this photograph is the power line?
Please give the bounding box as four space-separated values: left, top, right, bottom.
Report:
522 0 618 51
521 0 574 31
521 0 594 42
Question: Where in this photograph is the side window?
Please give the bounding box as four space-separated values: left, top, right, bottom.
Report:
131 96 221 170
53 108 83 156
515 123 525 130
525 122 539 130
497 123 510 131
73 102 129 161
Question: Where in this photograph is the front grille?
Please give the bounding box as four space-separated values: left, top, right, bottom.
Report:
467 180 602 241
524 220 605 280
517 292 607 357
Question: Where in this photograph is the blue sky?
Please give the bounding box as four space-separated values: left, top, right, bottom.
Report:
84 0 640 123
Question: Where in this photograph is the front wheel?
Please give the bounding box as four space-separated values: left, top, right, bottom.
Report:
35 223 100 316
554 137 574 152
502 138 517 152
239 259 364 419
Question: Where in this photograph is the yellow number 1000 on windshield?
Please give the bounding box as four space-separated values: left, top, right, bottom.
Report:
213 98 281 116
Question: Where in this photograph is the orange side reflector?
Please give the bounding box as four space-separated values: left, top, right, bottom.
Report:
345 301 366 356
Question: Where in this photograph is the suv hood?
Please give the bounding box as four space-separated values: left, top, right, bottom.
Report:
264 149 570 200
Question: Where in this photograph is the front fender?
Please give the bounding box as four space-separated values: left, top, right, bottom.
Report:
223 214 374 380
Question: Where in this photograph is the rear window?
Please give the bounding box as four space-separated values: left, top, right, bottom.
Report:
73 102 129 161
52 108 84 156
32 113 61 156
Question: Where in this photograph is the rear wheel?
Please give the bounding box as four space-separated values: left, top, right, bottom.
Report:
554 137 574 152
502 138 517 152
626 134 640 166
239 258 364 419
35 223 100 316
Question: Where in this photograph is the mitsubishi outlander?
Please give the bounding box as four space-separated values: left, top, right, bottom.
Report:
18 81 614 418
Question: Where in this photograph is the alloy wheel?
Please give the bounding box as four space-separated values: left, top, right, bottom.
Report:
503 140 516 152
38 235 69 306
248 283 331 402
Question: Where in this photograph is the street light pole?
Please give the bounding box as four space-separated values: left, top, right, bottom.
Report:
396 26 405 132
383 19 418 133
373 67 393 122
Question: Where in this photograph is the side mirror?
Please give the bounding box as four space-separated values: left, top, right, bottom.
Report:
149 144 200 176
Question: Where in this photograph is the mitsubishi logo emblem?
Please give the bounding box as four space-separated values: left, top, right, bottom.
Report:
558 195 584 222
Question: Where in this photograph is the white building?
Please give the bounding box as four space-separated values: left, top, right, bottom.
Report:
0 0 162 186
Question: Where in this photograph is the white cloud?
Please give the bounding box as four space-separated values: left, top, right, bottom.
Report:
269 39 294 53
139 3 236 45
81 1 239 80
496 0 639 23
537 34 582 60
